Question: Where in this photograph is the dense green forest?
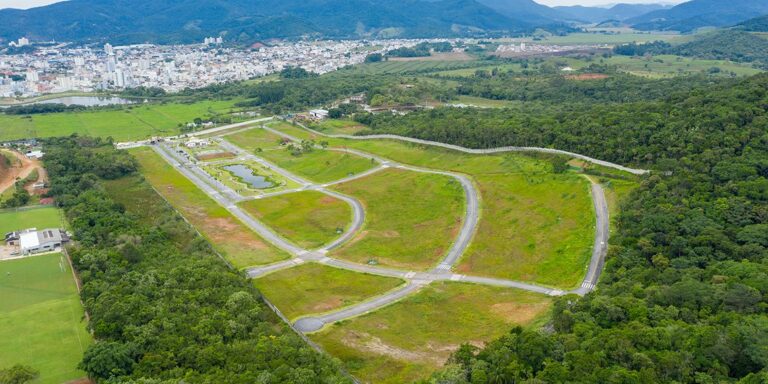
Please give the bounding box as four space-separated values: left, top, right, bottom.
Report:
399 73 768 383
42 137 349 383
614 31 768 69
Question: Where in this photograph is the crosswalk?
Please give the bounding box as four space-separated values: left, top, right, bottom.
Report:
581 282 596 290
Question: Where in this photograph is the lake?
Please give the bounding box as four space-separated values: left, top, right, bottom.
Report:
223 164 274 189
36 96 136 107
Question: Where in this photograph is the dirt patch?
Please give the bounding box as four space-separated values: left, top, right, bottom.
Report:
342 331 444 365
566 73 609 81
312 297 343 313
375 230 401 238
0 150 40 195
490 302 551 324
197 152 235 161
319 196 338 205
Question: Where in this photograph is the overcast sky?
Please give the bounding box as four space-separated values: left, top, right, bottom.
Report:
0 0 689 9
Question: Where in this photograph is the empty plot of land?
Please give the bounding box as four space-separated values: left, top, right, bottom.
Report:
457 173 594 289
258 148 378 184
129 147 289 268
225 127 286 151
311 282 552 384
310 119 367 136
239 191 352 249
331 168 464 270
0 253 91 384
254 263 404 321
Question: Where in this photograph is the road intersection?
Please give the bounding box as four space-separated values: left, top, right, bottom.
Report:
141 121 616 333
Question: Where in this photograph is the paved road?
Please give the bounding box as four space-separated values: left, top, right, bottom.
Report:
293 120 650 176
141 125 612 334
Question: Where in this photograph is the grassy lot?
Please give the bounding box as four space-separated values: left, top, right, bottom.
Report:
129 147 289 268
267 121 322 141
332 169 464 270
309 119 368 135
258 148 378 184
311 282 552 383
254 263 404 320
224 127 286 151
201 161 301 197
0 253 91 384
339 60 488 75
0 100 239 142
511 31 684 45
239 191 352 249
456 173 595 289
452 95 523 108
0 206 65 234
603 55 763 78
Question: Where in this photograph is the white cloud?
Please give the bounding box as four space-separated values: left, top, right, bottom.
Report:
0 0 64 10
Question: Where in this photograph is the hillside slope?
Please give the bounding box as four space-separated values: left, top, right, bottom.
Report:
628 0 768 32
556 3 670 23
0 0 563 44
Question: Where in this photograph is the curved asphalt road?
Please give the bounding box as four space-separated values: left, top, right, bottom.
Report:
142 124 612 334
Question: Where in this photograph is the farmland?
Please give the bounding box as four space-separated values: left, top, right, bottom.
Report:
239 191 352 249
0 253 91 384
129 147 290 268
0 99 240 142
254 262 404 320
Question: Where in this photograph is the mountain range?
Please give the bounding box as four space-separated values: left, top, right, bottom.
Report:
627 0 768 32
1 0 767 44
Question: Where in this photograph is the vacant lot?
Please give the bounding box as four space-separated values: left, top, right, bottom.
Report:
258 148 378 184
332 169 464 270
129 147 289 268
0 253 91 384
254 263 404 320
310 119 367 135
0 206 64 234
225 127 286 152
239 191 352 249
311 282 552 383
457 173 595 289
0 100 238 142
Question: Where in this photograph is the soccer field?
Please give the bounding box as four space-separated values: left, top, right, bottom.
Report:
0 253 91 384
0 207 65 235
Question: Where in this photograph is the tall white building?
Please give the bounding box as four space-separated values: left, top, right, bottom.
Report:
104 43 114 55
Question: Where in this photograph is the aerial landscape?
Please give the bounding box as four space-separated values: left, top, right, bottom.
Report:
0 0 767 383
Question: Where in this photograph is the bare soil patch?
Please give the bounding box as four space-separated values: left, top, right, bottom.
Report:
566 73 610 81
196 152 236 161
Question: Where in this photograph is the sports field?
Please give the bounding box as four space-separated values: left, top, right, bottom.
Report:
239 191 352 249
311 282 552 383
332 169 465 270
0 253 91 384
254 263 404 320
0 207 65 234
0 100 239 142
129 147 290 268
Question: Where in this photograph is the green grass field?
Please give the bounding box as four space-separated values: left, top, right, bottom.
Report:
457 173 595 289
224 127 286 151
310 119 368 135
254 263 404 320
311 282 552 383
511 31 685 45
239 191 352 249
129 147 289 268
257 148 378 184
339 60 487 75
332 169 464 270
0 253 91 384
0 207 65 234
0 100 239 142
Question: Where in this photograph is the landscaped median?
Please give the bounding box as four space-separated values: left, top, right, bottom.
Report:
128 147 290 268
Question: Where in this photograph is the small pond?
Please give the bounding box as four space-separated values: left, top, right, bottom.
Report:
223 164 274 189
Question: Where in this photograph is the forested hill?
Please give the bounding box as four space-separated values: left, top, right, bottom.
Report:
404 73 768 382
0 0 567 44
737 14 768 32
